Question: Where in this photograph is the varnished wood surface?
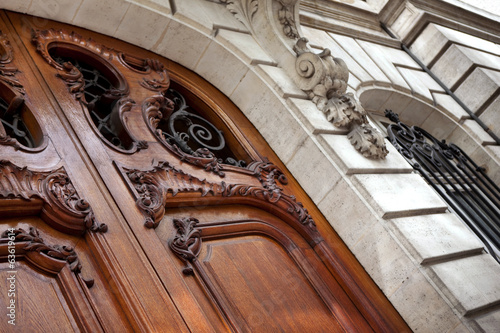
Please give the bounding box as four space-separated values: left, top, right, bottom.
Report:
0 10 411 332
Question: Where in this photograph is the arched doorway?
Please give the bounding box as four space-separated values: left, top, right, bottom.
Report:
0 11 408 332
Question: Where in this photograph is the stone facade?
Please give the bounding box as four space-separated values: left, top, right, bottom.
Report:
2 0 500 331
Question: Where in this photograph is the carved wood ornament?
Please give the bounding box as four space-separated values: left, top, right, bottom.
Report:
30 28 165 153
0 31 48 151
0 226 94 287
0 160 107 235
123 160 320 241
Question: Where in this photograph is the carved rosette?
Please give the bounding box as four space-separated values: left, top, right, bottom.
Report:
168 217 202 275
294 38 388 159
1 227 94 287
125 160 316 233
0 161 107 234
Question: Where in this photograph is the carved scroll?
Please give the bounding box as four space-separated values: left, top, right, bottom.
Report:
31 28 154 153
0 226 94 287
168 217 202 275
0 161 107 234
124 160 316 235
294 38 388 159
0 31 25 95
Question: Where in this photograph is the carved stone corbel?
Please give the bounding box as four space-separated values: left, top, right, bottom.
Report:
294 38 388 159
212 1 388 159
0 161 107 234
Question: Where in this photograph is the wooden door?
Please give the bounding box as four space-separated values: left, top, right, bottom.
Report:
0 11 409 332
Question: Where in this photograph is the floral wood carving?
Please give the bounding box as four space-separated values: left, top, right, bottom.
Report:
0 226 94 287
168 217 202 275
31 28 156 153
294 38 388 159
0 31 25 95
0 161 107 234
124 160 316 234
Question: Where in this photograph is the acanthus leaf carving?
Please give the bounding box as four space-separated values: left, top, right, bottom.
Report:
220 0 259 32
0 226 94 287
124 160 316 233
0 160 107 234
294 38 388 159
140 58 171 93
347 122 388 159
168 217 202 275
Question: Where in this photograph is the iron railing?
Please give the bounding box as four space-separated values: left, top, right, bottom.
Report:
385 110 500 263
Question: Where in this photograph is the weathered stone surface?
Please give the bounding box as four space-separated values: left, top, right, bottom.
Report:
285 136 342 204
461 119 496 145
216 29 276 66
432 92 470 122
454 67 500 113
286 98 348 135
391 213 484 264
153 19 212 70
194 40 250 97
319 134 412 174
230 70 308 163
72 0 130 36
389 269 463 333
352 220 417 297
351 173 447 218
427 254 500 315
479 94 500 139
115 3 170 50
318 178 378 249
256 65 307 99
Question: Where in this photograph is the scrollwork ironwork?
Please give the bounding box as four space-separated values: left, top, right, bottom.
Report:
143 91 247 177
385 109 500 263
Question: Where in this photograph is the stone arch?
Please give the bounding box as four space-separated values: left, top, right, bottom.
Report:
357 84 500 183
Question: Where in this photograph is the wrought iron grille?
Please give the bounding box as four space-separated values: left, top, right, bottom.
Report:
52 56 129 150
159 88 247 167
385 110 500 263
0 95 36 148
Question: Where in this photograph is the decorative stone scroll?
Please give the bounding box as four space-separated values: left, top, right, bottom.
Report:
0 226 94 287
124 160 316 234
294 38 388 159
0 161 107 234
